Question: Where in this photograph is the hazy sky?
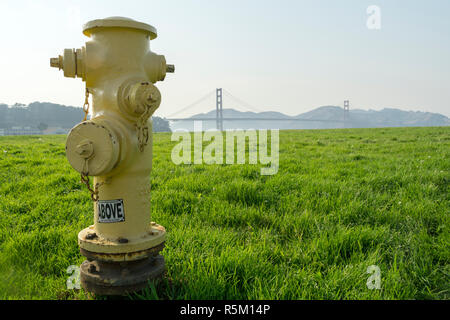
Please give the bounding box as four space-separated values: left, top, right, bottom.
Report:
0 0 449 117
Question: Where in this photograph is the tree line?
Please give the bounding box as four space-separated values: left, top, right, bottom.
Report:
0 102 171 132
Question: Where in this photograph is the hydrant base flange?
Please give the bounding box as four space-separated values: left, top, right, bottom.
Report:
80 255 165 296
78 223 166 255
80 242 165 262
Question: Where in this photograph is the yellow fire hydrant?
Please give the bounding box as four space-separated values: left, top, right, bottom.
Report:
50 17 174 295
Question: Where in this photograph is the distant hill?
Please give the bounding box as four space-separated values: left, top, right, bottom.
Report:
2 102 448 134
0 102 84 130
170 106 450 131
0 102 171 134
297 106 450 127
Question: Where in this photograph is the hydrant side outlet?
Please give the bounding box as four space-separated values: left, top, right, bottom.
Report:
51 16 174 296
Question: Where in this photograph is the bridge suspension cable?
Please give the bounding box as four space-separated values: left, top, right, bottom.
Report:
166 89 216 118
222 89 264 113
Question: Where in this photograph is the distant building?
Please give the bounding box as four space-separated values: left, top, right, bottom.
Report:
43 127 70 135
0 127 42 135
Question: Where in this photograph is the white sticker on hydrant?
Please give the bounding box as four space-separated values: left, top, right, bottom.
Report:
98 199 125 223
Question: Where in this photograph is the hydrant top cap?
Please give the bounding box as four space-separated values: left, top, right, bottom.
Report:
83 16 157 39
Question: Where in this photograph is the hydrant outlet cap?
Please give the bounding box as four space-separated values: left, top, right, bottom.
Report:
83 16 157 39
66 121 120 176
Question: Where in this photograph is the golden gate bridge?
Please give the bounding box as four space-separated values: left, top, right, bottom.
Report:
165 88 350 130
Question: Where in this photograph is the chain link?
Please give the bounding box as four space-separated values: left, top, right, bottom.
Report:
82 87 90 122
80 173 97 201
136 105 152 152
80 172 105 202
79 156 104 202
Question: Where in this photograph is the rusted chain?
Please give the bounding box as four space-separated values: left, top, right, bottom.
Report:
82 87 90 122
80 173 97 201
136 105 152 152
80 158 104 202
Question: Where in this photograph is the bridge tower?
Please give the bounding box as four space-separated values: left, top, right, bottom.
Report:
216 88 223 131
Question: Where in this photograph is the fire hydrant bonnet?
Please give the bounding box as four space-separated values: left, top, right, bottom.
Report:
82 16 158 39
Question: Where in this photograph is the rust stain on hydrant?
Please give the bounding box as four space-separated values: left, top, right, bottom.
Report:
50 16 174 296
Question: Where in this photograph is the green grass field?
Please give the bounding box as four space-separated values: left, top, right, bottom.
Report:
0 127 448 300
